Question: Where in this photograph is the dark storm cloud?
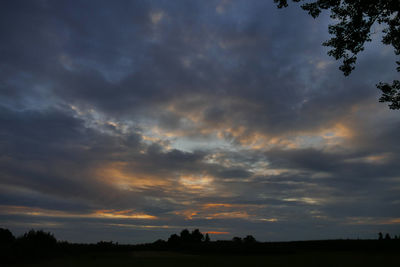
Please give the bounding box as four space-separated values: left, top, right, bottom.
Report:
0 185 90 213
1 0 390 137
2 0 334 127
0 106 151 211
214 168 253 179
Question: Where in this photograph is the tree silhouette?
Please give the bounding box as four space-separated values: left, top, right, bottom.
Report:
167 233 180 246
167 229 207 246
232 236 242 243
191 229 204 243
385 233 391 240
275 0 400 109
180 229 192 243
243 235 257 244
18 229 57 248
0 228 15 246
378 232 383 240
205 233 210 242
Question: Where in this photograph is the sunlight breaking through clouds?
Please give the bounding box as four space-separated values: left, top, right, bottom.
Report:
0 206 157 220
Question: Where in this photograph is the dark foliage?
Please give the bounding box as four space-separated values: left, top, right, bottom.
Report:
17 229 57 248
167 234 181 246
205 233 210 242
378 232 383 240
378 80 400 109
180 229 192 243
166 229 206 248
385 233 391 240
274 0 400 109
243 235 257 244
191 229 205 243
12 230 58 262
1 229 134 264
0 228 15 246
232 236 242 243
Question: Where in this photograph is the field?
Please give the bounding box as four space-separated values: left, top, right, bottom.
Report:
9 250 399 267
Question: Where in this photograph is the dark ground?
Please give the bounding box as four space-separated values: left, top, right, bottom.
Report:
7 250 399 267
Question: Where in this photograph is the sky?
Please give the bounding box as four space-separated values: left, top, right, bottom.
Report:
1 0 399 244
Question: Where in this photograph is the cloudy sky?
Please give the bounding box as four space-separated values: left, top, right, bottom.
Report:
1 0 399 243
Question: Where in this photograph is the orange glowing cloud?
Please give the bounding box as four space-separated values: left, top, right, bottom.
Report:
137 97 360 155
344 153 392 165
107 223 180 229
215 121 354 151
96 162 172 191
138 95 361 155
93 209 157 220
201 203 264 210
206 231 230 235
204 211 251 220
174 203 278 222
179 174 214 191
173 210 199 220
0 205 157 220
0 205 82 218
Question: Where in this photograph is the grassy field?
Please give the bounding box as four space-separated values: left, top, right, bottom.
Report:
9 250 399 267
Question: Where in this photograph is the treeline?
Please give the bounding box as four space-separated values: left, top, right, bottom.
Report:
0 228 134 264
135 229 400 254
378 232 399 240
135 229 262 253
1 227 400 264
134 229 259 252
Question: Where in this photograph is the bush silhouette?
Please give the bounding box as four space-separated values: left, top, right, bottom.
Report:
17 229 57 250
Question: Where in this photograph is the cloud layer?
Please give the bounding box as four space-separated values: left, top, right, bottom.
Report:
1 0 399 243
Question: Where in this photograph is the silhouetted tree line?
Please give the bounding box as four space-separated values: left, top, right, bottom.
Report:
1 227 400 264
378 232 399 240
132 229 260 253
135 229 400 254
1 229 56 263
0 228 133 264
